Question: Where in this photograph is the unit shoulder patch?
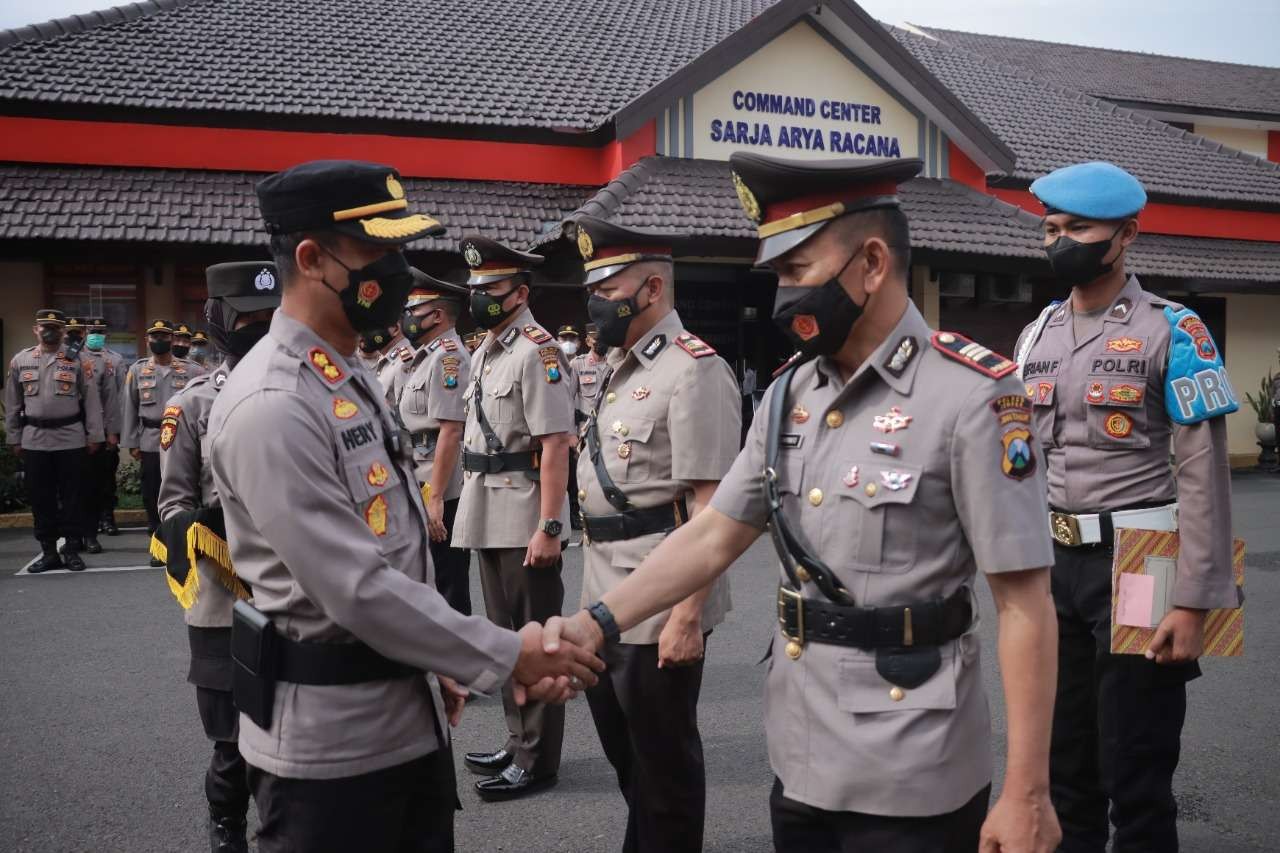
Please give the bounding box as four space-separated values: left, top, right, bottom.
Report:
931 332 1016 379
441 355 460 389
522 325 553 345
159 405 181 451
1162 306 1237 424
674 332 715 358
538 345 562 383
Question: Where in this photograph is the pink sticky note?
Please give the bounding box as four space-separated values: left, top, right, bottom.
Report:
1116 573 1155 628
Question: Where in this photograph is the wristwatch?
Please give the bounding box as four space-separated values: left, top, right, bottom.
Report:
587 601 621 644
538 518 563 537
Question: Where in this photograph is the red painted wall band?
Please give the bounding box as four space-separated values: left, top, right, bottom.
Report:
1269 131 1280 167
948 141 1280 242
0 116 656 186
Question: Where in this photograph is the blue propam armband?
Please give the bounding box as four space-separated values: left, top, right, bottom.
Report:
1163 306 1238 424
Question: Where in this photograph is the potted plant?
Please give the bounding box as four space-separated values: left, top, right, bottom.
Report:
1244 372 1276 467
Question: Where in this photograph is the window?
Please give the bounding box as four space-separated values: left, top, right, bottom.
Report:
47 263 142 359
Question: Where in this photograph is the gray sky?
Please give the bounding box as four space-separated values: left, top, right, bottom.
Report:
0 0 1277 67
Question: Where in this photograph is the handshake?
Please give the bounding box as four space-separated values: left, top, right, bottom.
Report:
509 617 606 705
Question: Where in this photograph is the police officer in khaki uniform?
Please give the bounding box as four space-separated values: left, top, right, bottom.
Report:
452 235 577 801
206 160 600 853
547 154 1064 853
375 323 414 397
569 323 608 418
396 272 474 614
173 322 196 362
157 261 281 853
5 309 105 573
1014 161 1239 853
124 319 202 554
83 316 126 537
569 215 741 852
65 316 117 555
188 329 215 368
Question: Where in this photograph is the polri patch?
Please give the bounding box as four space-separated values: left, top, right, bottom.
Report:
442 355 460 389
1000 427 1036 480
364 494 389 537
333 398 359 419
1104 411 1133 438
159 405 181 451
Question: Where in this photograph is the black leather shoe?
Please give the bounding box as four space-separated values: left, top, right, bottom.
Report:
85 536 103 554
64 551 86 572
208 814 249 853
464 747 514 776
29 547 63 574
475 764 557 802
102 515 120 536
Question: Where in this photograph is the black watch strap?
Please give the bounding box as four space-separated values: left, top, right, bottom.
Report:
587 601 621 644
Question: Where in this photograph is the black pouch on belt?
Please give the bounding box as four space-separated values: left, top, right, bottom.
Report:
231 600 278 730
876 646 942 689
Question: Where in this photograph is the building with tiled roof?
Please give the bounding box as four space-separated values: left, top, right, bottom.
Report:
1 0 1277 460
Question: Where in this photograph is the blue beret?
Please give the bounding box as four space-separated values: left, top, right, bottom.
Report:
1030 161 1147 220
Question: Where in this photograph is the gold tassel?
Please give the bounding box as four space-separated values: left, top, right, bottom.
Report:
191 523 249 601
156 530 200 610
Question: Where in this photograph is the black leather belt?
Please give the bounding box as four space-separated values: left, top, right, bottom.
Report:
21 413 83 428
461 448 539 474
141 416 164 429
582 497 688 543
777 584 972 651
276 635 419 686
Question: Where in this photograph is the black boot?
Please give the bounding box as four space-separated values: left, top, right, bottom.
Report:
29 543 63 574
60 540 86 572
208 813 249 853
85 535 103 554
102 512 120 536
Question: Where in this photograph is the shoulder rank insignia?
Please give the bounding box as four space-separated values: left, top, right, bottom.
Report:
398 346 414 362
159 405 181 451
522 324 553 345
538 345 562 383
441 355 460 388
308 347 346 384
931 332 1016 379
441 337 458 352
674 332 715 358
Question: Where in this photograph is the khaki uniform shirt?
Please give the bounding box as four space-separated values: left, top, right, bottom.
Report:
398 329 470 502
159 367 238 628
452 306 575 549
710 302 1054 816
1016 275 1236 609
122 357 202 452
570 349 609 421
578 311 740 643
376 340 415 399
83 347 123 437
207 311 520 780
4 345 104 451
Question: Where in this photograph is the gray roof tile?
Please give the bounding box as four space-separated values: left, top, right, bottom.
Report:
887 26 1280 206
0 0 778 130
0 163 591 249
916 26 1280 117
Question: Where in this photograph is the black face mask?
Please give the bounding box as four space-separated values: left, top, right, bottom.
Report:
358 332 388 354
400 308 434 343
39 327 63 347
771 247 866 358
469 285 520 330
149 339 172 356
1044 224 1125 286
225 321 270 359
321 249 415 334
587 282 652 349
172 344 191 359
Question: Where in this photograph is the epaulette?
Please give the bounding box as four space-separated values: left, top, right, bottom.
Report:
772 350 804 379
441 337 459 352
522 324 553 344
674 332 715 359
305 346 348 386
930 332 1016 379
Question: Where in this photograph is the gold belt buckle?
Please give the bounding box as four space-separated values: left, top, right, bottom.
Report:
777 585 805 660
1050 511 1082 547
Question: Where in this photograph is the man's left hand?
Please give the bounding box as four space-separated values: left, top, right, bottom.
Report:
523 530 561 569
1146 607 1206 665
979 790 1061 853
438 675 468 727
657 616 704 669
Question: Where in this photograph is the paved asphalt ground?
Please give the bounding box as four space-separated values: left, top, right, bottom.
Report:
2 473 1278 852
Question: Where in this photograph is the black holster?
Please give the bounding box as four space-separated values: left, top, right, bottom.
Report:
231 600 277 730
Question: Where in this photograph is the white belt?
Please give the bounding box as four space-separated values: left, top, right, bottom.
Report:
1048 503 1178 547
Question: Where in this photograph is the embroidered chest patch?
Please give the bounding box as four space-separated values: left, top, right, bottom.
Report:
333 398 359 419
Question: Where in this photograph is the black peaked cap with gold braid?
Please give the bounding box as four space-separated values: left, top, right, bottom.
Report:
568 215 689 287
35 308 67 326
407 268 469 307
460 235 544 287
256 160 446 246
729 153 922 264
146 318 175 335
